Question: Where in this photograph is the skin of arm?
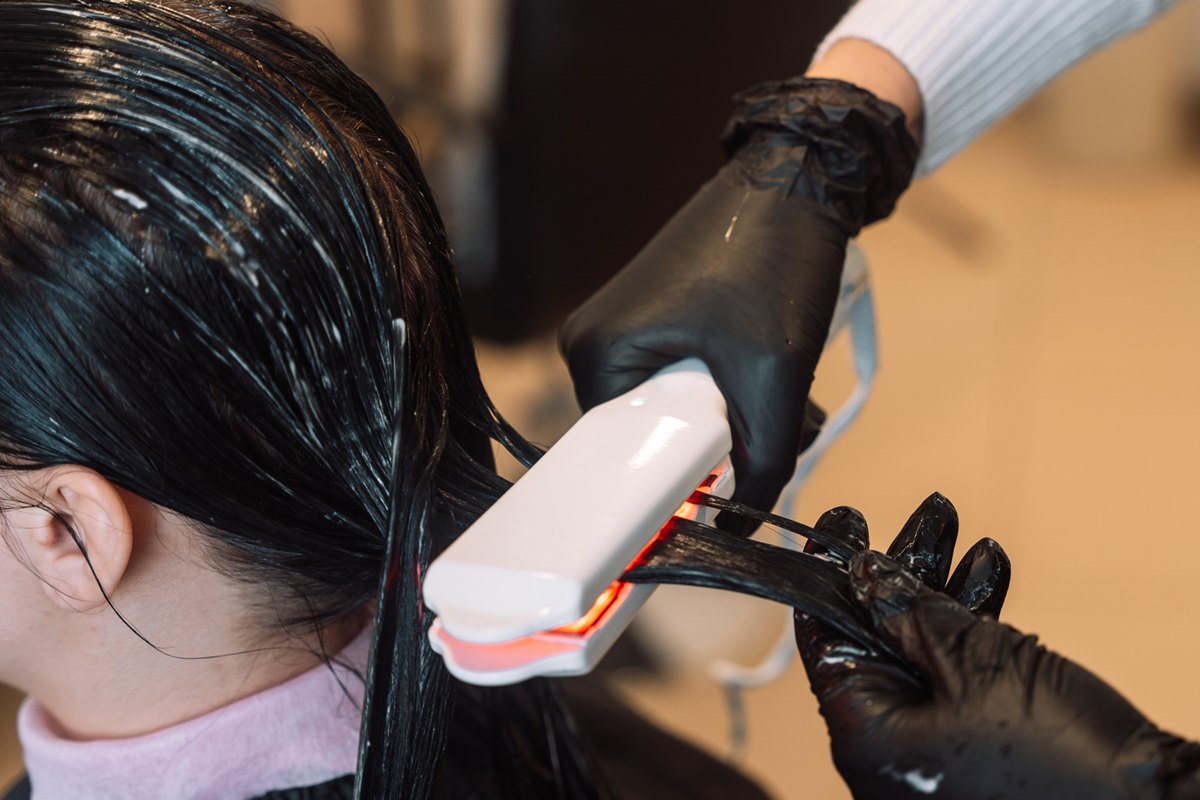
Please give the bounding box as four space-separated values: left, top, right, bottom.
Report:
807 38 925 148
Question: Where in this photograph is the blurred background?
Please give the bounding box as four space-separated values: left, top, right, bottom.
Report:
4 1 1200 797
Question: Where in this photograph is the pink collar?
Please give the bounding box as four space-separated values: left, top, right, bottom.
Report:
18 627 370 800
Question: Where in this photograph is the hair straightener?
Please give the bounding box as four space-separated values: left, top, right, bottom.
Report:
425 244 876 686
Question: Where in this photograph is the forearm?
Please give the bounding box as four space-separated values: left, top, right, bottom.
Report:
812 0 1177 174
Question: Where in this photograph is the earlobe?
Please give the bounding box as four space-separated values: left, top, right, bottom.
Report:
25 468 134 613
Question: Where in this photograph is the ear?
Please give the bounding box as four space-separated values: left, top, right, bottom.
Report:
11 467 134 612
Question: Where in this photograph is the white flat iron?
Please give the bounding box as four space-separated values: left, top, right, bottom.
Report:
425 243 876 686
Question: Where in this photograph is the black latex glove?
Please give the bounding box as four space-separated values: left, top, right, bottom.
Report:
560 79 917 521
797 495 1200 800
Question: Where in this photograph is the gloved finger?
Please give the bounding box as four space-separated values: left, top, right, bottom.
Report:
713 356 814 534
798 518 925 723
850 550 982 702
945 537 1012 619
562 313 830 450
715 399 826 535
722 431 801 533
796 509 868 620
558 315 674 412
885 492 959 591
796 507 896 705
797 399 826 454
810 505 869 556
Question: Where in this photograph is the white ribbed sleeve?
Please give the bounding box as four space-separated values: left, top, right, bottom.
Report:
814 0 1177 174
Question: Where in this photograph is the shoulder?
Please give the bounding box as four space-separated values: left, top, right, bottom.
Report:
563 678 775 800
237 679 773 800
251 774 355 800
2 772 355 800
2 775 29 800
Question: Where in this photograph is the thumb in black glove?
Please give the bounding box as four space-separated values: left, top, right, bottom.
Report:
798 494 1200 800
560 79 917 525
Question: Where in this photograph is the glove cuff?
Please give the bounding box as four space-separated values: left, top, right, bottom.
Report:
720 77 919 236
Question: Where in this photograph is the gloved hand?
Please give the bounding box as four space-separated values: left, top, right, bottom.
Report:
796 494 1200 800
560 78 918 522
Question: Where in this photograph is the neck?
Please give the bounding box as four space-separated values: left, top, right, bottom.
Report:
4 490 370 741
34 603 366 741
19 514 368 741
18 626 372 800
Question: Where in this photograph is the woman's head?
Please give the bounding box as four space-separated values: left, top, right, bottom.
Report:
0 0 538 792
0 0 505 613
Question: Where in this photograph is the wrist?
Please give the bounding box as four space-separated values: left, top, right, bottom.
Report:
720 77 919 236
807 38 924 148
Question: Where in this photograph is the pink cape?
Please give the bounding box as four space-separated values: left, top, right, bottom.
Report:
17 628 369 800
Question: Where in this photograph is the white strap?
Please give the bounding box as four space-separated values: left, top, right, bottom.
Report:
708 246 878 760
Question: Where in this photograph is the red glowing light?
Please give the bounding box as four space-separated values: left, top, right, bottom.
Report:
553 582 624 635
546 469 723 637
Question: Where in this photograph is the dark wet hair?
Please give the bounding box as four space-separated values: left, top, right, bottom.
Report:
0 3 908 797
0 1 602 797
